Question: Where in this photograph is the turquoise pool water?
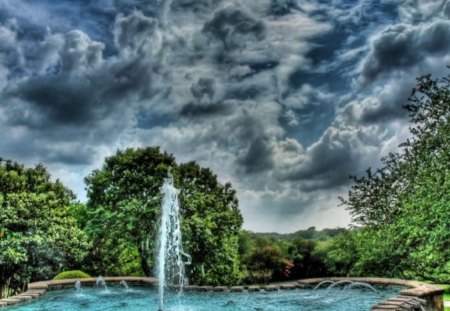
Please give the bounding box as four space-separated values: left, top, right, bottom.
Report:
7 286 402 311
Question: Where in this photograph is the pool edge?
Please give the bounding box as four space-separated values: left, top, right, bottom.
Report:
0 276 444 310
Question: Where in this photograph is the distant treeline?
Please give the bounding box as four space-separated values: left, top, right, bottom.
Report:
237 227 353 284
251 227 348 242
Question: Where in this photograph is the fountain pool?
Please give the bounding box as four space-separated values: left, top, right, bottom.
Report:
5 285 403 311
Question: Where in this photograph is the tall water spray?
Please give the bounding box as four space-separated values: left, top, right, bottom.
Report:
156 171 191 311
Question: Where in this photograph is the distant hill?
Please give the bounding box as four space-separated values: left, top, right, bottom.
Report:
249 227 349 242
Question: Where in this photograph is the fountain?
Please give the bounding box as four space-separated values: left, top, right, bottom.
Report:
313 280 378 293
155 171 191 311
313 280 335 290
96 276 107 290
119 280 129 289
346 282 378 293
74 281 81 291
329 280 354 289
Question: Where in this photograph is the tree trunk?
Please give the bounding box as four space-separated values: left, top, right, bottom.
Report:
138 245 152 276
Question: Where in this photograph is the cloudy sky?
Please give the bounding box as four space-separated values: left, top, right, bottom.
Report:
0 0 449 233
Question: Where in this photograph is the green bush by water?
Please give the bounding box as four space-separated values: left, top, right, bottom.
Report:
53 270 91 280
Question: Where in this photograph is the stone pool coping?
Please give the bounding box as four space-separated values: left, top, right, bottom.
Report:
0 277 157 307
295 277 444 311
0 276 444 310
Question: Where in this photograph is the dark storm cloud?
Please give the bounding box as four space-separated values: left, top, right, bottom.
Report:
180 101 230 117
237 135 275 174
113 11 159 52
0 11 170 166
171 0 221 12
445 1 450 18
0 23 22 75
0 129 97 165
361 20 450 83
276 128 356 185
202 7 266 51
6 77 98 127
1 0 449 231
270 0 301 16
190 77 215 101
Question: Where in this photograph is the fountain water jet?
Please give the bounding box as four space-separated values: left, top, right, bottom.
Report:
119 280 129 289
74 280 81 291
328 280 354 289
156 171 191 311
346 282 378 293
96 276 107 290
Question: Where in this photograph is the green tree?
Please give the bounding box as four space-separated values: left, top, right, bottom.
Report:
0 159 89 298
84 147 175 276
243 244 284 284
321 231 358 276
84 148 243 285
178 161 243 285
287 238 327 278
340 72 450 281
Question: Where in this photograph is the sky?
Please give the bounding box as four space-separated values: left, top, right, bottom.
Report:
0 0 449 233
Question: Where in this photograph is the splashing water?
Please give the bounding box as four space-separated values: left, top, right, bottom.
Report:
120 280 129 289
156 171 191 311
74 281 81 291
314 280 378 293
329 280 354 289
346 282 378 293
96 276 107 290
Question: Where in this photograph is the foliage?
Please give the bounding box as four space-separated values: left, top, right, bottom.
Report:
53 270 91 280
0 159 89 298
244 270 273 284
238 231 344 283
339 72 450 282
286 238 326 279
178 161 243 285
84 148 243 285
84 147 175 277
243 244 284 284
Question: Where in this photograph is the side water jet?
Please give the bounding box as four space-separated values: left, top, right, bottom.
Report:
119 280 129 289
313 280 335 290
156 171 191 311
346 282 378 293
314 280 379 293
96 276 107 290
74 280 81 291
329 280 354 289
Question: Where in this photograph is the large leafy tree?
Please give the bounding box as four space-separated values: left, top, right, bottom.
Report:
0 159 89 298
178 161 243 285
85 147 243 285
339 73 450 281
85 147 175 276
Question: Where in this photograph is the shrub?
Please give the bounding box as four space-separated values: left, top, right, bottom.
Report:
53 270 91 280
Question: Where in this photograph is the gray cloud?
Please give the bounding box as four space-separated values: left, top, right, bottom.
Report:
114 11 160 53
202 6 266 51
172 0 222 12
0 0 449 232
180 101 230 117
190 77 216 101
361 20 450 83
445 1 450 18
270 0 300 16
274 124 382 191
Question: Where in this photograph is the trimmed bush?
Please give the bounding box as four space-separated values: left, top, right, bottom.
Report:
53 270 91 280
